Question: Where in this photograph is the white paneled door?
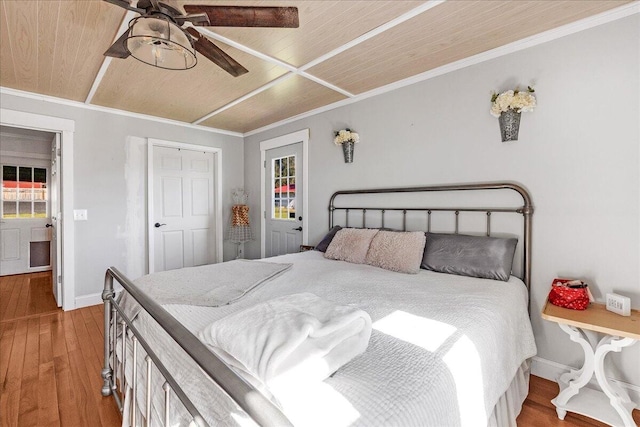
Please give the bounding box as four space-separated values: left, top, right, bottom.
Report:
0 161 52 276
264 142 303 257
152 146 216 272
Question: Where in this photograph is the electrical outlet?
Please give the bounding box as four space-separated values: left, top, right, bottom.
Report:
606 293 631 316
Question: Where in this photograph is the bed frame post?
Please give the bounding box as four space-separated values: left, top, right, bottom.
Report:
101 272 115 397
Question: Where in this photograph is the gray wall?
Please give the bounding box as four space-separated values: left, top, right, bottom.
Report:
244 17 639 386
0 93 245 300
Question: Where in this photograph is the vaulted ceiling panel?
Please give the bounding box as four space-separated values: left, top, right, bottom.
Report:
92 40 289 123
0 0 635 134
0 0 124 101
200 75 346 133
308 0 631 95
176 0 423 67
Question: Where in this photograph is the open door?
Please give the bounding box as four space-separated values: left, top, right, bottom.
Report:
51 134 62 306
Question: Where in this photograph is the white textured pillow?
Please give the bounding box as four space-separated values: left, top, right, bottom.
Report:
365 231 426 274
324 228 379 264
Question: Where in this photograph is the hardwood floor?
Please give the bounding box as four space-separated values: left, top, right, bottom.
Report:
1 273 638 426
0 272 58 323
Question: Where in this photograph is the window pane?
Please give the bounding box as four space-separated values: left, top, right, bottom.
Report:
274 159 280 178
34 202 47 217
34 187 47 200
3 165 17 181
18 201 32 218
19 167 32 182
282 159 288 177
3 201 16 218
19 188 32 201
288 156 295 177
34 168 47 183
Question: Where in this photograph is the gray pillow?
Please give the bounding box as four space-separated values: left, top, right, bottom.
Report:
315 226 342 252
421 233 517 281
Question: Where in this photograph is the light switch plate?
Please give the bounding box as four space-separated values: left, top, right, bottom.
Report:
606 293 631 316
73 209 88 221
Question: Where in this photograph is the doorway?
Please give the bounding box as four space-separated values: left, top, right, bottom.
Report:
260 129 309 258
0 127 61 307
0 109 75 311
147 139 223 273
264 142 303 257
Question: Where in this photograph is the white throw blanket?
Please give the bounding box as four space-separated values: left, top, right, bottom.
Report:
119 260 292 319
198 292 372 402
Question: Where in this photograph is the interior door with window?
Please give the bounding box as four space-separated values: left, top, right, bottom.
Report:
264 143 303 257
152 146 216 272
0 163 52 276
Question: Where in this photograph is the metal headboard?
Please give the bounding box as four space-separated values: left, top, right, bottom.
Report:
328 182 534 291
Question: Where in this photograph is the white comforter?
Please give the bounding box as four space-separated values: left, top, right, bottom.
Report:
122 251 537 427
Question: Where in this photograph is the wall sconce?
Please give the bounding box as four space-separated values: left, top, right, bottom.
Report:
490 86 536 142
334 128 360 163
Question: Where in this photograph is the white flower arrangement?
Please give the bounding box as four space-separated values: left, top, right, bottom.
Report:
490 86 536 117
334 128 360 145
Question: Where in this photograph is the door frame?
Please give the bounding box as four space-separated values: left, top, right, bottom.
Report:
260 129 309 258
0 108 76 310
147 138 223 273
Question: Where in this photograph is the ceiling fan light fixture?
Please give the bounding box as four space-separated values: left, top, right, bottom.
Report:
126 15 197 70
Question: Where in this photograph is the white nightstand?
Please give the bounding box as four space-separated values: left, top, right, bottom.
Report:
541 300 640 426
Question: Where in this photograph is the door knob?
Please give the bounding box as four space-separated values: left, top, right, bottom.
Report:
154 222 166 228
293 226 302 231
45 223 53 228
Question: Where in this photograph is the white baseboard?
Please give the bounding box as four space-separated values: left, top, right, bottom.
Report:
74 285 124 310
532 356 640 409
75 292 103 309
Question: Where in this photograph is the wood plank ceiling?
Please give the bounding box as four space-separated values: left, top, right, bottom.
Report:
0 0 632 134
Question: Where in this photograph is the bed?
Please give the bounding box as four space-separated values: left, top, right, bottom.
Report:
101 182 537 427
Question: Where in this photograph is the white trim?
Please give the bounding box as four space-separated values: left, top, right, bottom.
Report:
1 108 76 311
299 0 445 72
85 11 136 104
190 29 355 100
259 129 309 258
532 356 640 409
0 87 242 137
75 292 103 309
244 2 640 137
147 138 223 273
193 73 296 125
0 150 52 161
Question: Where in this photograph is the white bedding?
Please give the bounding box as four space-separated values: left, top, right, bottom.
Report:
119 251 537 427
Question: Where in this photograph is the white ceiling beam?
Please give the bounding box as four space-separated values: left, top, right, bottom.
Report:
192 72 296 125
192 0 446 121
299 0 445 72
85 10 135 104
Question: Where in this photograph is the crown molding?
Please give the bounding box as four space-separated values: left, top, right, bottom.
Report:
244 2 639 137
0 87 243 138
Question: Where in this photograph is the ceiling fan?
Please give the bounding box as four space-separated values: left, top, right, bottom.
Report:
103 0 299 76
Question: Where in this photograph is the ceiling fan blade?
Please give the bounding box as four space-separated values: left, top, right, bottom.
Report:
103 0 145 14
186 27 248 77
183 6 299 28
104 30 131 59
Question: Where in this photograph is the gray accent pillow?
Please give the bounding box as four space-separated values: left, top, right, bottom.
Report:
324 228 379 264
365 231 426 274
315 226 342 252
421 233 517 281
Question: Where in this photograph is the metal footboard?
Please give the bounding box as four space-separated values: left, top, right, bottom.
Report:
101 267 293 427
